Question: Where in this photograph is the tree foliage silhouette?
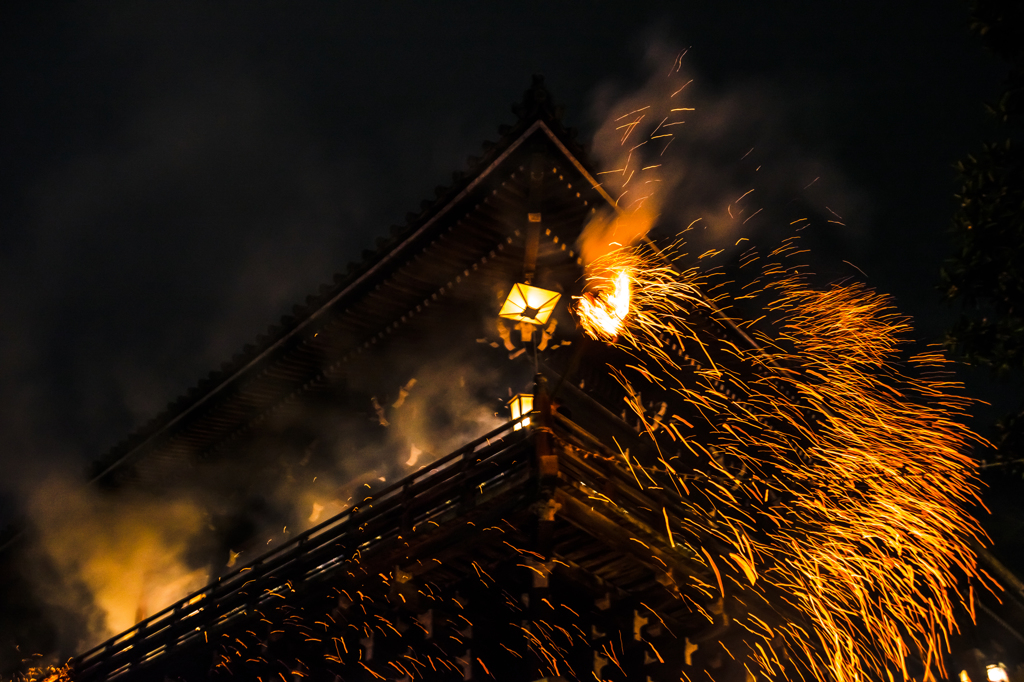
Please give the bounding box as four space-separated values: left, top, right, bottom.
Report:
942 0 1024 464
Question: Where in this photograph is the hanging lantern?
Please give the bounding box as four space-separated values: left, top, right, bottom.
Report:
986 665 1009 682
498 283 561 325
508 393 534 431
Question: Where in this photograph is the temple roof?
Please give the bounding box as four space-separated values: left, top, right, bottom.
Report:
90 76 616 488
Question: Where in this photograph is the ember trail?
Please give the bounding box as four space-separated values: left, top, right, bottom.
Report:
6 78 1007 682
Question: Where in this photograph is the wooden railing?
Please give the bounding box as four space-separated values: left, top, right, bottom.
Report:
72 418 532 681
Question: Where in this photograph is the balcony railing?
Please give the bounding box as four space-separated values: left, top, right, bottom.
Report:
72 418 532 682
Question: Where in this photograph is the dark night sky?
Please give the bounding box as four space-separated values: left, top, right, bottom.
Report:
0 2 1008 527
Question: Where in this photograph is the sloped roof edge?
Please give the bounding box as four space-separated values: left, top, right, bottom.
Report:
88 77 612 486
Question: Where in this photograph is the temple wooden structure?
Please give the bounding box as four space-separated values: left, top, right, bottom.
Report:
6 77 1023 682
59 75 761 682
72 379 742 681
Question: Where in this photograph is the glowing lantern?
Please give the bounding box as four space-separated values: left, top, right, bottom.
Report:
498 283 561 325
986 665 1009 682
508 393 534 431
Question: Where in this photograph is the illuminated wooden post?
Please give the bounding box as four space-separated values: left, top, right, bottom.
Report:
534 374 557 482
532 374 561 562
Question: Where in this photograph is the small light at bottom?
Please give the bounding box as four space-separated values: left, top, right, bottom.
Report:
987 664 1009 682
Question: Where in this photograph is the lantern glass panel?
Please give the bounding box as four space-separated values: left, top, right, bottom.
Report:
987 666 1009 682
498 283 561 325
509 393 533 430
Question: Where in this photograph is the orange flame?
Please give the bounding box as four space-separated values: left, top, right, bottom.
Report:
576 268 632 341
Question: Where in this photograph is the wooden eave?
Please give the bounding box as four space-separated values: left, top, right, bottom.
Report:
92 82 616 488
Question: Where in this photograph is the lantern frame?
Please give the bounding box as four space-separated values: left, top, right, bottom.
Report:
986 665 1009 682
498 283 561 325
508 392 534 431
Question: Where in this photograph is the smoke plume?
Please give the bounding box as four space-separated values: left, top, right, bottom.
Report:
581 43 869 275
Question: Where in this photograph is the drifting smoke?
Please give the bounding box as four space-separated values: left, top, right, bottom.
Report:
577 48 685 268
280 350 508 539
3 306 516 665
580 44 869 276
20 479 208 652
0 17 375 665
3 40 883 678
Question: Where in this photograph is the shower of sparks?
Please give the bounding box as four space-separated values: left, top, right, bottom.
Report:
193 522 614 682
44 243 990 682
574 239 990 682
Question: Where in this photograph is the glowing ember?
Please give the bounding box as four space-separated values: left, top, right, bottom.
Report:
17 663 73 682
